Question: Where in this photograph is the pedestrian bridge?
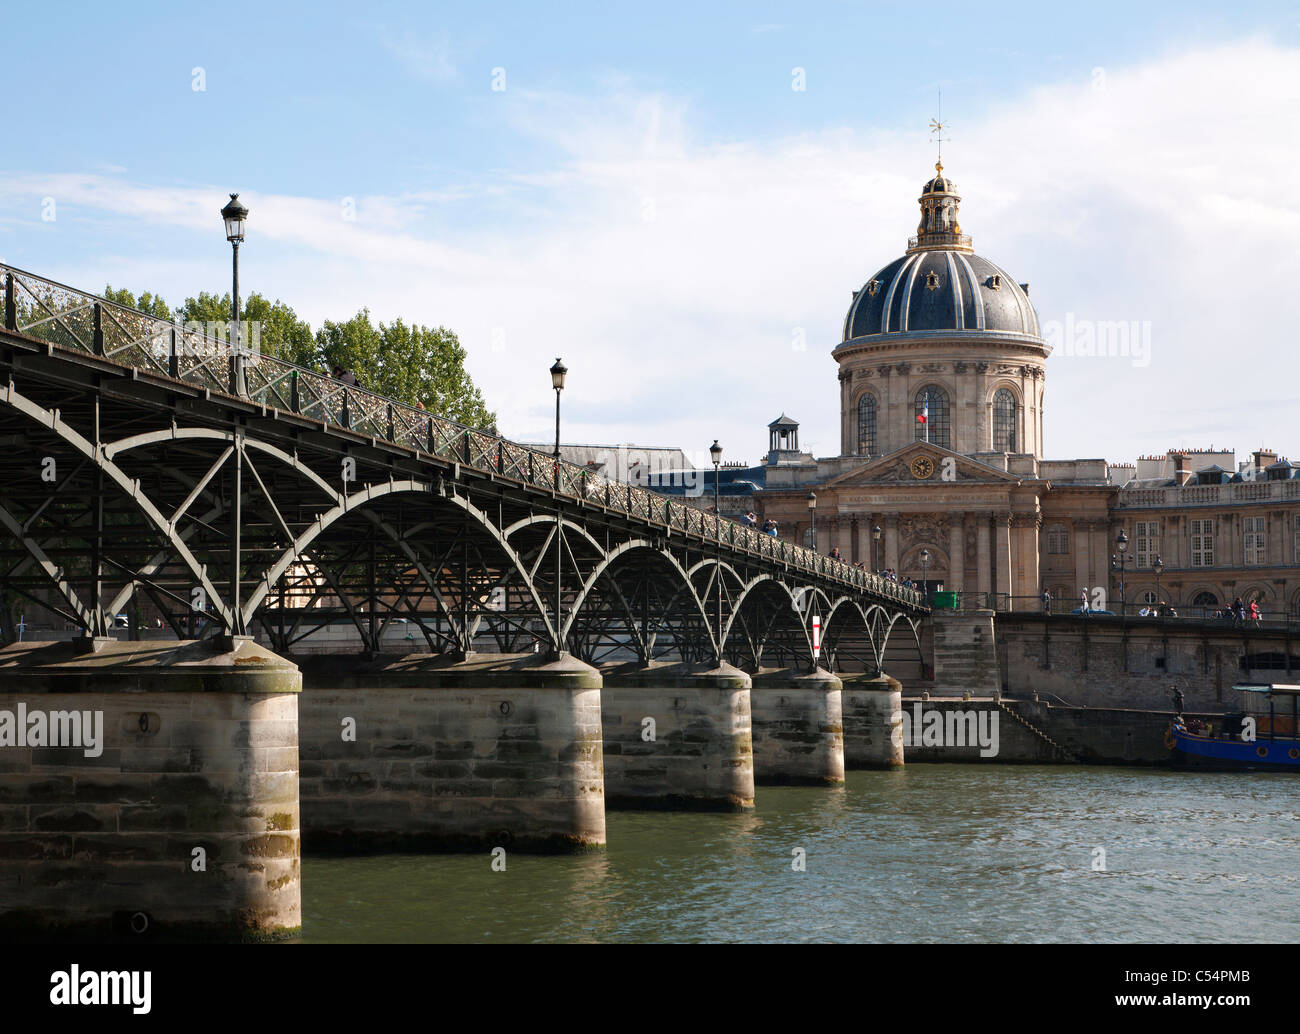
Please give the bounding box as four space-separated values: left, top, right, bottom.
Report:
0 264 925 673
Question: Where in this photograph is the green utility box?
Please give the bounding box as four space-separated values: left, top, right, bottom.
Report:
931 591 958 610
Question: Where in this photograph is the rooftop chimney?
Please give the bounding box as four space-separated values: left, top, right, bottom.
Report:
1170 450 1191 487
1253 447 1278 471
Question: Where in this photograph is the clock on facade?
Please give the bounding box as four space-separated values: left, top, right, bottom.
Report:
910 455 935 480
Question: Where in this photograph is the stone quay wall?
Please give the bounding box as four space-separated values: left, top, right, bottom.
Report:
993 614 1298 712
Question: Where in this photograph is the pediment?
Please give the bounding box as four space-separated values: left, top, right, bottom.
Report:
822 443 1023 487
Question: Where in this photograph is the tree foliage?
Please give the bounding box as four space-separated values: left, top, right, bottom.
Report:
97 285 493 427
316 310 494 428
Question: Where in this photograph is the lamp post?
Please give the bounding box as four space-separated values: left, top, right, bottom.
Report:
549 358 567 659
807 491 817 553
873 524 882 574
219 193 250 640
220 193 248 397
710 439 722 516
1115 529 1129 615
550 358 567 460
920 548 930 602
1154 554 1164 612
710 440 723 664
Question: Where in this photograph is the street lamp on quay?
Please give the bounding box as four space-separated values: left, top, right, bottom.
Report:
220 193 248 397
873 524 882 574
1112 529 1130 615
710 440 723 665
549 358 567 660
1154 554 1165 611
807 491 817 553
920 548 931 601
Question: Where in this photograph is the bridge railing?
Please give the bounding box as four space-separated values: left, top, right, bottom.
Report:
0 263 922 609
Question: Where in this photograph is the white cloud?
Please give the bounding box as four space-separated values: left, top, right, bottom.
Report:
1 38 1297 468
379 29 457 82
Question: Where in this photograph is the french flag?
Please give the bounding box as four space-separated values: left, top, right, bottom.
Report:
917 396 928 424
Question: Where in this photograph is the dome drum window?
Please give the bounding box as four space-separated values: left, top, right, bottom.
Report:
857 394 877 456
914 386 951 449
987 274 1002 290
992 388 1018 452
924 271 941 291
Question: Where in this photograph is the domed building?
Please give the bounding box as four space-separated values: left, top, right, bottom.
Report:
835 161 1046 459
753 160 1300 616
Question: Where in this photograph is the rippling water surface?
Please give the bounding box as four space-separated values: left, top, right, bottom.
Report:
301 766 1300 943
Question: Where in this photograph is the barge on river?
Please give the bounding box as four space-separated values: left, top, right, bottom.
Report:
1167 683 1300 771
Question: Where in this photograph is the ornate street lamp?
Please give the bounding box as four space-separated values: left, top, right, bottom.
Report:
220 193 248 397
873 524 882 573
710 439 723 664
549 358 567 659
710 439 723 514
1154 554 1164 611
807 490 817 552
920 548 931 600
550 358 567 457
1113 529 1129 615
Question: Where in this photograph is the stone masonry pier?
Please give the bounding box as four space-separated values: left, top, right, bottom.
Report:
599 661 754 811
295 652 605 853
0 638 301 941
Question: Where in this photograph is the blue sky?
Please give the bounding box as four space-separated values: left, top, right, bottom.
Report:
2 2 1298 466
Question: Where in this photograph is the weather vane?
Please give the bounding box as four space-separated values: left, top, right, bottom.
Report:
929 88 948 164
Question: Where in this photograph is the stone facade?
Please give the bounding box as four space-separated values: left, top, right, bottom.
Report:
756 163 1300 616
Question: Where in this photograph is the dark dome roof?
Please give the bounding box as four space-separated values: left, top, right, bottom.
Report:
842 250 1040 340
923 172 956 194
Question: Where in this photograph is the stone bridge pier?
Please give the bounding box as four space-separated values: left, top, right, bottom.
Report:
749 667 846 784
599 661 754 810
295 652 605 853
0 638 301 941
840 672 904 768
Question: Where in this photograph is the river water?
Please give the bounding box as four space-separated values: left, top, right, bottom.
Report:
301 765 1300 943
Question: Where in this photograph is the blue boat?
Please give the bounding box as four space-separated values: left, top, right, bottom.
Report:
1166 683 1300 771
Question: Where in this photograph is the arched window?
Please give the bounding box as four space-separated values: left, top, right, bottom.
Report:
1046 523 1070 555
914 385 951 449
857 394 877 456
1191 591 1218 607
993 388 1018 452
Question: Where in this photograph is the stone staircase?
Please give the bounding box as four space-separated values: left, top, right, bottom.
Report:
996 700 1082 763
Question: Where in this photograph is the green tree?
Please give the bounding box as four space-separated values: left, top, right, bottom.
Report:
317 311 494 428
176 291 317 367
103 285 172 320
110 287 494 428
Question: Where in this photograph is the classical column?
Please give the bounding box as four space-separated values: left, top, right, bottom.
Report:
1012 512 1041 599
855 518 870 566
976 516 992 597
884 513 900 571
877 365 892 454
1073 519 1092 596
996 513 1013 604
839 369 853 456
948 515 965 592
1092 523 1111 599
